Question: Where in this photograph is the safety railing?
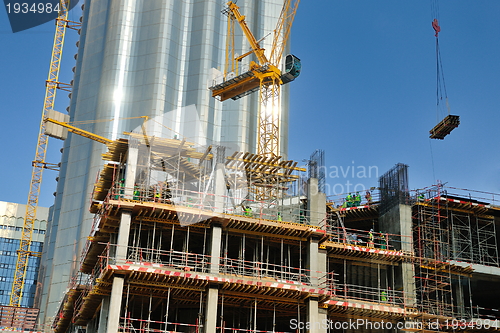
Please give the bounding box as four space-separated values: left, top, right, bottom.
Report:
94 243 333 288
413 185 500 207
125 245 211 273
325 225 412 252
337 284 407 306
328 190 381 209
323 273 414 307
220 257 310 284
119 316 202 333
105 183 325 227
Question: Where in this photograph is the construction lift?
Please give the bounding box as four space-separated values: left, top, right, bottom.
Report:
9 0 80 311
210 0 301 158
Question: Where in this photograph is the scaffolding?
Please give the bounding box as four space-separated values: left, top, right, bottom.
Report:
0 305 39 331
52 135 340 333
414 184 500 267
51 142 500 332
410 183 500 320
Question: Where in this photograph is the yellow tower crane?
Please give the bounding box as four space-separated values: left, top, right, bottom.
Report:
9 0 80 307
210 0 301 158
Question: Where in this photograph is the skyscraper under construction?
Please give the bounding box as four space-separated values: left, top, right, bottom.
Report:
38 0 290 327
38 0 500 332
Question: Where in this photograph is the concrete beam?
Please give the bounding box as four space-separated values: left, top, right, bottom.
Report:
450 260 500 277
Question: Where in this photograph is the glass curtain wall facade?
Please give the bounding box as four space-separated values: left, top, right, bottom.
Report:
38 0 290 326
0 201 48 308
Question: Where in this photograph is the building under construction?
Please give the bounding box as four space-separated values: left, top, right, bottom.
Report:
3 0 496 330
48 137 500 332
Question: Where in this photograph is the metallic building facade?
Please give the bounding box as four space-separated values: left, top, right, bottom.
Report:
0 201 48 308
38 0 290 326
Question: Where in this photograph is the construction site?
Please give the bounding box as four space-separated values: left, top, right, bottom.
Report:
41 143 499 332
1 0 500 333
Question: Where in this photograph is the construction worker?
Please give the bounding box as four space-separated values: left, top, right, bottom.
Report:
365 190 372 205
368 229 374 247
346 193 352 207
154 189 161 202
133 185 140 201
381 290 388 302
418 193 425 201
355 192 361 206
244 206 253 217
380 231 387 249
115 178 125 199
341 198 347 208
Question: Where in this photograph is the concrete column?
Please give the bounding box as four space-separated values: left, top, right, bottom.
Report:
308 238 319 287
106 275 125 333
204 286 218 333
379 204 416 306
124 146 139 199
318 307 328 332
308 237 327 288
209 224 222 274
307 297 326 333
307 178 326 227
213 146 226 214
116 211 132 264
97 296 110 333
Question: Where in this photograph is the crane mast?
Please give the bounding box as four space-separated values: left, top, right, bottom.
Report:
10 0 77 307
211 0 300 158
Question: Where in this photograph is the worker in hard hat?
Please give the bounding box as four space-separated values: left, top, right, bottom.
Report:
380 231 387 249
244 206 253 217
355 192 361 206
368 229 374 247
381 290 388 302
365 190 372 205
346 193 352 207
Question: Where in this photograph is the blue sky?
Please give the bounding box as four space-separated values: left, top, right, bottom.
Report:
1 1 499 208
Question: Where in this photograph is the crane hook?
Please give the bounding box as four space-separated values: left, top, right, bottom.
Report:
432 18 441 37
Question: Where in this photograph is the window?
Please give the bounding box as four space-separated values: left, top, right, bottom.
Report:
15 227 22 231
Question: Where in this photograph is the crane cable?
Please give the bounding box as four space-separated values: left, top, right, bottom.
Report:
431 0 450 122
